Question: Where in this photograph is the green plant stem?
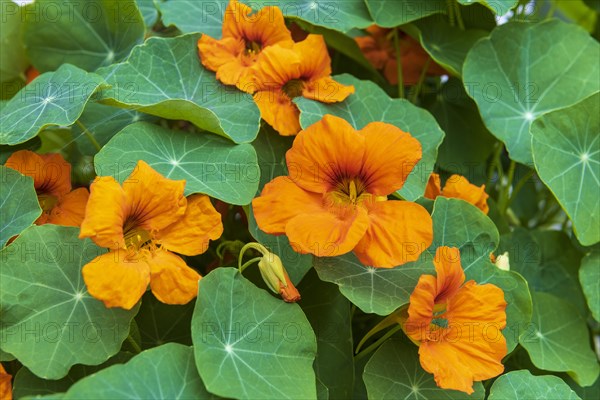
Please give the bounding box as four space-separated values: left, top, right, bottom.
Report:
76 120 101 152
506 169 535 208
486 143 504 189
498 160 516 213
392 28 405 99
545 1 557 20
126 334 141 354
239 257 262 274
447 0 456 27
354 325 402 362
410 58 431 104
453 0 465 30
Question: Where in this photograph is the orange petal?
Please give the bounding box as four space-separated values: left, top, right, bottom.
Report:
302 76 355 103
156 194 223 256
433 246 465 304
197 35 245 83
47 187 89 227
238 5 293 47
442 175 490 214
0 363 12 400
79 176 128 250
286 206 370 257
286 115 366 193
5 150 71 197
359 122 422 196
354 200 433 268
296 35 332 79
147 250 201 305
404 273 437 342
355 36 388 70
249 45 301 90
82 251 150 310
123 160 187 232
424 173 441 199
419 282 507 393
253 89 302 136
252 176 325 234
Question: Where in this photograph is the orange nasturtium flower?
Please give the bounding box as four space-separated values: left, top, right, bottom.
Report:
355 26 445 85
425 173 490 214
5 150 89 227
79 161 223 310
403 246 507 394
0 363 11 400
197 0 293 90
252 115 433 268
242 34 355 136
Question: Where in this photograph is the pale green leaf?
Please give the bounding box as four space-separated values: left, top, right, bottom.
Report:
94 122 259 205
463 20 600 164
363 339 485 399
364 0 446 27
531 92 600 246
0 166 41 247
96 33 261 143
0 225 139 379
457 0 518 15
520 292 600 387
192 267 318 400
580 250 600 321
23 0 145 72
296 74 445 200
489 370 581 400
0 64 105 145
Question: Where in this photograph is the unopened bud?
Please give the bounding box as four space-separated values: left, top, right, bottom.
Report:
494 252 510 271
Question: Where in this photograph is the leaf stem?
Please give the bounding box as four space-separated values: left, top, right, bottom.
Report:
392 28 405 99
453 0 465 30
76 120 101 152
126 334 141 354
447 0 456 27
498 160 516 213
506 168 535 208
354 325 402 362
486 143 504 189
239 257 262 274
410 58 431 104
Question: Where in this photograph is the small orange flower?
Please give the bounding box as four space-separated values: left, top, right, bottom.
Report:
197 0 293 90
5 150 89 227
355 26 445 85
252 115 433 268
243 35 355 136
425 173 490 214
403 246 507 394
0 363 11 400
79 160 223 310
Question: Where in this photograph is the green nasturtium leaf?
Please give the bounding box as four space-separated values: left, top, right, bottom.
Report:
520 292 600 387
135 0 159 28
299 269 354 400
364 0 446 27
363 339 485 399
0 225 139 379
457 0 518 15
579 250 600 321
463 20 600 165
135 292 194 348
94 122 259 205
489 370 581 400
531 93 600 246
0 0 28 84
191 267 318 400
96 33 261 143
23 0 145 72
0 64 105 145
43 344 215 399
313 252 433 316
0 166 41 247
296 74 445 200
73 103 157 156
429 197 533 352
158 0 372 35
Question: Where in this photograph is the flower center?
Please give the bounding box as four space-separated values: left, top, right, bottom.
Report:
37 194 58 212
123 218 152 250
282 79 305 98
244 40 262 56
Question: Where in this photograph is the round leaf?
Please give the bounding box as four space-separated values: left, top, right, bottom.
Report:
463 20 600 165
489 370 581 400
94 122 259 205
0 0 28 83
364 0 446 27
0 225 139 379
457 0 518 15
580 250 600 321
192 267 318 400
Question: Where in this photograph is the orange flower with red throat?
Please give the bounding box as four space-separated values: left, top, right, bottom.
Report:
5 150 89 227
197 0 293 90
243 35 355 136
403 246 507 394
0 363 12 400
79 160 223 310
425 173 490 214
252 115 433 268
355 26 445 85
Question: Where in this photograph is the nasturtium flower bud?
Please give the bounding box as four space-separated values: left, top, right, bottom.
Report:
494 252 510 271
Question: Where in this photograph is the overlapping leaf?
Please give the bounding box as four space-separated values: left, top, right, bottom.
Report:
297 74 445 200
463 20 600 165
96 33 261 143
94 122 259 205
0 166 41 248
457 0 518 15
531 93 600 246
580 250 600 321
0 0 28 84
489 370 581 400
136 0 159 28
0 64 105 145
192 268 317 400
0 225 138 379
364 0 446 27
23 0 145 72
